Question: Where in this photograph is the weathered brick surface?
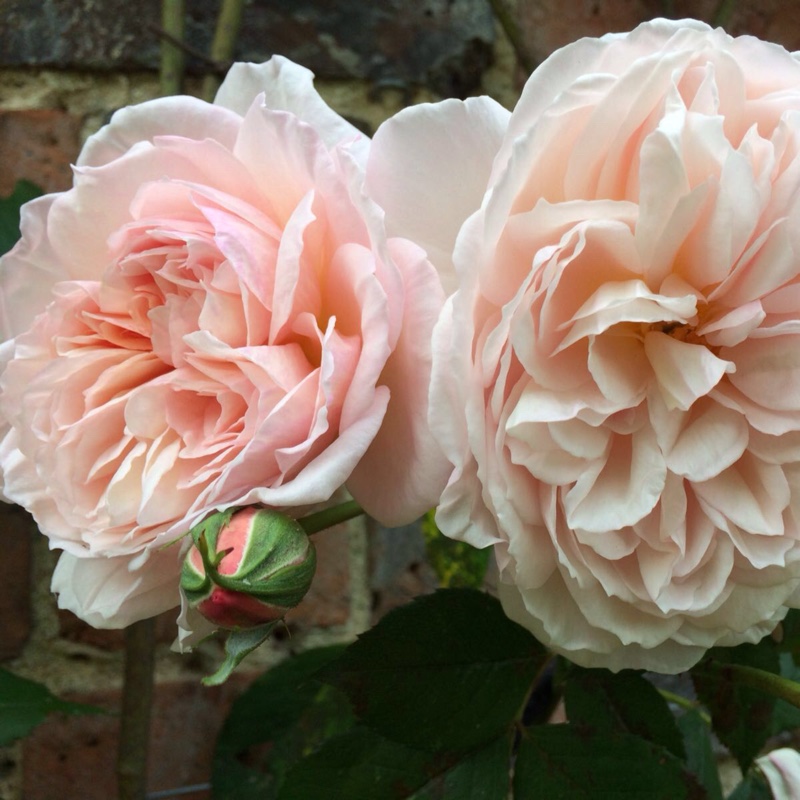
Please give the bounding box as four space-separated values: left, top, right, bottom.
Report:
21 677 247 800
0 0 494 98
0 109 81 196
0 505 33 661
57 607 184 651
369 521 439 621
512 0 800 73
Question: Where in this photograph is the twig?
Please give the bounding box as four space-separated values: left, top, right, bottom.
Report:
147 22 230 73
202 0 245 102
486 0 537 76
117 618 157 800
160 0 186 96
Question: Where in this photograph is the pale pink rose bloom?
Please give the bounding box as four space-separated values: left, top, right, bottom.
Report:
757 749 800 800
0 57 447 635
370 18 800 672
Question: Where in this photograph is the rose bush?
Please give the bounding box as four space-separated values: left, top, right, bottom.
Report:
369 18 800 672
0 57 447 635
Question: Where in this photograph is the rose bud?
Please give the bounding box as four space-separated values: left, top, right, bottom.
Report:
180 506 316 630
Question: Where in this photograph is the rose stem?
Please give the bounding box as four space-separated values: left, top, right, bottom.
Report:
117 617 157 800
697 661 800 709
486 0 537 76
202 0 245 102
160 0 186 96
298 499 365 535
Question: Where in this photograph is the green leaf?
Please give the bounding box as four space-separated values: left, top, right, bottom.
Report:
692 644 779 774
203 622 280 686
771 653 800 736
277 727 511 800
774 609 800 664
212 645 354 800
0 668 105 745
322 589 548 753
513 725 705 800
563 666 685 760
0 180 42 256
678 710 723 800
421 511 489 589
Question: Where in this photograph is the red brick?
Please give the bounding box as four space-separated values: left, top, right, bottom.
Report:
0 504 33 661
0 109 82 197
512 0 800 74
58 607 184 651
513 0 652 69
21 677 249 800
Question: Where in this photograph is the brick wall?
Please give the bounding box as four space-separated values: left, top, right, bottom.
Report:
2 2 800 798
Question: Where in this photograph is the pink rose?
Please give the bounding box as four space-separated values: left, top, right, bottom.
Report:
757 748 800 800
0 57 447 633
370 19 800 672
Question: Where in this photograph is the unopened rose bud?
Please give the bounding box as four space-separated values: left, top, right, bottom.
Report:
181 506 316 630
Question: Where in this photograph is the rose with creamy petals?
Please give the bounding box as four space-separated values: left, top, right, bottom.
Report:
369 19 800 672
757 749 800 800
0 57 447 634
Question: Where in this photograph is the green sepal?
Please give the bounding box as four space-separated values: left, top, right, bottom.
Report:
203 621 281 687
183 507 317 610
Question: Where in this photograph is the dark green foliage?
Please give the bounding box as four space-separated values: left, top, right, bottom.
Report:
0 668 104 745
513 726 705 800
0 180 42 256
212 645 354 800
692 645 780 773
421 511 490 589
564 666 685 759
322 589 548 752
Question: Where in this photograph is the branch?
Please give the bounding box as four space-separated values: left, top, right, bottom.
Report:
160 0 186 96
117 617 156 800
203 0 246 102
147 22 230 74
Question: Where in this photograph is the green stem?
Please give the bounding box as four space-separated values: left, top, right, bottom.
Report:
160 0 186 96
117 617 156 800
700 661 800 709
658 689 711 724
298 499 364 535
202 0 245 102
711 0 737 28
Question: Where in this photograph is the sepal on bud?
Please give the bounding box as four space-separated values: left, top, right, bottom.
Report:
181 506 316 631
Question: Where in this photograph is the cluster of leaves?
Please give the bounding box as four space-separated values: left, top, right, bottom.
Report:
211 588 800 800
422 510 490 589
0 180 40 256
